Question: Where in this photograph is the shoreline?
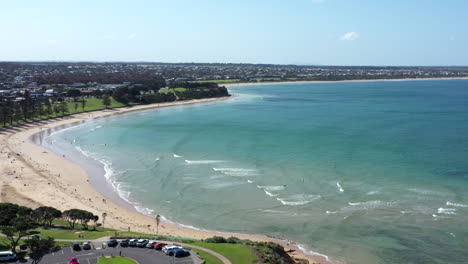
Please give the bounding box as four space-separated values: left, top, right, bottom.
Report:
223 76 468 87
0 96 333 264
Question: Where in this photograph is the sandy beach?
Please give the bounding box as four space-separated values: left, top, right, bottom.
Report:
0 96 331 264
223 77 468 87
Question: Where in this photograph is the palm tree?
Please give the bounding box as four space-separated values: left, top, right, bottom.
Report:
101 212 107 228
155 215 161 235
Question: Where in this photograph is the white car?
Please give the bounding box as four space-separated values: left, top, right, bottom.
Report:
162 245 180 253
0 251 16 261
146 240 158 248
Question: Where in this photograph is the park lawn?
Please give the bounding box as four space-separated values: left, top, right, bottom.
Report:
97 256 138 264
190 242 257 264
159 87 187 94
185 247 223 264
67 97 125 113
31 228 110 240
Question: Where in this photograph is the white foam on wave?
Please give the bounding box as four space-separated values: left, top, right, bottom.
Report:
344 200 395 212
213 167 258 177
367 190 379 195
336 182 344 192
264 190 279 197
155 156 160 161
277 194 321 206
173 153 183 158
257 185 286 191
326 210 338 214
185 160 225 164
247 180 254 183
446 201 468 208
296 244 331 261
437 208 457 215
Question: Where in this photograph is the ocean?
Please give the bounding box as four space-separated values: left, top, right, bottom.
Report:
44 80 468 264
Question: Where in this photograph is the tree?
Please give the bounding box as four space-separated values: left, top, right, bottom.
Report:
67 89 81 98
81 99 86 112
60 101 69 116
32 206 62 227
24 237 56 264
92 215 99 231
79 210 94 230
102 94 111 109
62 209 81 229
101 212 107 228
74 102 78 113
155 214 161 235
1 216 32 252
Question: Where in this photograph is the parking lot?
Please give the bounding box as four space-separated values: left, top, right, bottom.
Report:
13 243 199 264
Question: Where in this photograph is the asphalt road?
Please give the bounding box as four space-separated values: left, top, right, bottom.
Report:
13 245 199 264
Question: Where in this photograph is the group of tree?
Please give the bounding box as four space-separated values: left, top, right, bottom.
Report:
112 84 176 105
0 203 99 254
62 209 99 230
174 86 229 100
0 93 71 127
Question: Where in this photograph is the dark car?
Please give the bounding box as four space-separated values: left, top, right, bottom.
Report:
107 239 118 247
119 239 130 247
72 242 81 251
154 242 168 250
82 242 91 250
174 248 191 258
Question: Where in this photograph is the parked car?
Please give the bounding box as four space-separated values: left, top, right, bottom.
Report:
165 246 183 256
154 242 168 250
69 257 79 264
146 240 158 248
136 239 149 247
128 238 139 247
120 238 130 247
0 251 16 262
72 242 81 251
174 248 191 258
107 239 118 247
82 242 91 250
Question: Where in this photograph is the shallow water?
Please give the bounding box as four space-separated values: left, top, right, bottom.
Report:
46 80 468 264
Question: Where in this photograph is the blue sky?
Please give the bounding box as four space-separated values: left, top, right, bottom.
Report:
1 0 467 65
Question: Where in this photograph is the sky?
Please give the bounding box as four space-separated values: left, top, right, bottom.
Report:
1 0 467 66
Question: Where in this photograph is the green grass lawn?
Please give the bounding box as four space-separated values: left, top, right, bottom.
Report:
67 97 126 113
185 246 223 264
159 87 187 94
97 256 138 264
189 242 257 264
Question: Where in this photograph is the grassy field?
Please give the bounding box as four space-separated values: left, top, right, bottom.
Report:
66 97 125 113
185 247 223 264
189 242 257 264
159 87 187 94
97 256 138 264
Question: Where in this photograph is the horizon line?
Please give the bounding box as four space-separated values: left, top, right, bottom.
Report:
1 60 467 68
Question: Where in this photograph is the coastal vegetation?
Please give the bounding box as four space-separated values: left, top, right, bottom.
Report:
0 80 229 128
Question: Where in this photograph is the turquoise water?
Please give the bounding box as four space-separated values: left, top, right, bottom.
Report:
47 80 468 263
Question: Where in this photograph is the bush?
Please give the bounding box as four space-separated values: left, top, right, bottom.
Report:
204 236 227 243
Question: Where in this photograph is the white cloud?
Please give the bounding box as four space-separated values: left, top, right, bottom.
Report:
128 33 137 39
341 32 359 41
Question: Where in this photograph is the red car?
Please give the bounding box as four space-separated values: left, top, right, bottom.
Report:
153 242 168 250
70 257 79 264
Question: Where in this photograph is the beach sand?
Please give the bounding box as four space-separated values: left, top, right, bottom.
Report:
0 96 331 264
